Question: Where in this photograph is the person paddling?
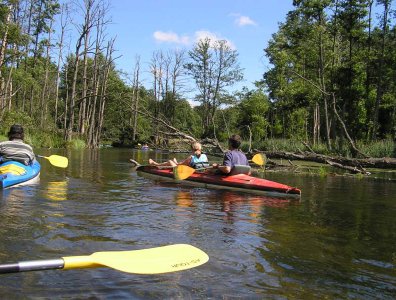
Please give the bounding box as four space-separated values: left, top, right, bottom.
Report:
149 141 209 169
211 134 250 175
0 124 36 166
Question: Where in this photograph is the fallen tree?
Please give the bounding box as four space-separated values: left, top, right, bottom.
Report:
260 150 396 174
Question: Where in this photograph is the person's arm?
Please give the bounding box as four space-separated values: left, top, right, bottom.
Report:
212 164 231 174
212 152 232 174
179 155 192 166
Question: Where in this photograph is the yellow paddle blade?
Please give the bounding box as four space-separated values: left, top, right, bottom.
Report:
173 165 196 180
251 153 266 166
43 155 68 168
63 244 209 274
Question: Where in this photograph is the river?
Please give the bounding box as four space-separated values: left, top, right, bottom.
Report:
0 148 395 299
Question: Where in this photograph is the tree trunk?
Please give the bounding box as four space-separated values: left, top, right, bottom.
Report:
131 56 140 141
365 0 373 139
0 4 12 108
318 10 331 149
79 18 91 135
55 4 68 127
371 0 390 140
40 19 54 127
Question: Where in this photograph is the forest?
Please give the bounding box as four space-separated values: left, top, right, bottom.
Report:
0 0 395 159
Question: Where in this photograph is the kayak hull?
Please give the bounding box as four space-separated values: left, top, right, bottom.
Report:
0 160 41 189
136 166 301 198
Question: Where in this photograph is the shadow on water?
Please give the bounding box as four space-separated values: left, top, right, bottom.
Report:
0 148 394 299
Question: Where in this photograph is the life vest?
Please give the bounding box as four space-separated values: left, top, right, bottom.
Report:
190 153 209 169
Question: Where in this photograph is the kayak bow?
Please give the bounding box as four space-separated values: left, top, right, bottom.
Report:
0 160 40 189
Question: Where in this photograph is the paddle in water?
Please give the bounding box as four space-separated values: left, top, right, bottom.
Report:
37 155 68 168
174 153 266 180
0 244 209 274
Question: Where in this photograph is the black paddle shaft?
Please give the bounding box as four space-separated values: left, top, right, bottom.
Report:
0 259 64 274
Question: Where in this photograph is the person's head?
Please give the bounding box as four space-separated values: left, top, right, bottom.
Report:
191 141 202 155
8 124 24 141
228 134 242 149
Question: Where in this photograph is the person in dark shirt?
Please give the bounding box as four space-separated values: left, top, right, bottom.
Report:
212 134 250 175
0 124 36 165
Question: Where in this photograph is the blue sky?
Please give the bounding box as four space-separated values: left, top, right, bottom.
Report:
104 0 294 93
56 0 294 96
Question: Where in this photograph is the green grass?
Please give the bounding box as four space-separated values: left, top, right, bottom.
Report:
357 139 395 157
318 166 328 177
66 139 86 149
250 138 394 158
28 133 66 148
0 132 66 148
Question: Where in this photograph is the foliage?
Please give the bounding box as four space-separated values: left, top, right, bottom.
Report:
263 0 396 153
237 88 270 141
356 139 395 158
251 137 394 159
318 166 328 177
173 99 202 137
29 131 65 149
254 139 305 152
66 139 86 150
0 0 395 159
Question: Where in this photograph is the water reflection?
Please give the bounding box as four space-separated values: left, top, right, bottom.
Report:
173 188 299 222
218 191 298 212
1 185 35 202
44 180 68 201
175 190 194 208
0 182 39 213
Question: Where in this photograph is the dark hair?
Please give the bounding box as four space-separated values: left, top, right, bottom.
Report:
8 124 24 140
228 134 241 149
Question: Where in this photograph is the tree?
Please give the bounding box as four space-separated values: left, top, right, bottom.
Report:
334 0 369 139
130 55 141 142
237 88 270 142
370 0 391 140
185 37 243 137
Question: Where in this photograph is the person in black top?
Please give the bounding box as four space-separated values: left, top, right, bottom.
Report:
0 124 36 165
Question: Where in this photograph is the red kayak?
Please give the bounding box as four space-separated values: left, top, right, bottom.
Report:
136 166 301 198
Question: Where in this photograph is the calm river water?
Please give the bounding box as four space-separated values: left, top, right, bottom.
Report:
0 148 395 299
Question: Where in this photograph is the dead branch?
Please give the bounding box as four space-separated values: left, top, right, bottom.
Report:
134 108 196 142
262 150 395 171
325 160 370 175
200 137 227 153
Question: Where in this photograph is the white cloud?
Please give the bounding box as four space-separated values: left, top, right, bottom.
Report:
236 15 257 26
194 30 236 49
153 31 190 45
229 13 257 27
152 30 235 49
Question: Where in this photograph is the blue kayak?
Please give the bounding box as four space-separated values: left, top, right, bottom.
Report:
0 160 41 189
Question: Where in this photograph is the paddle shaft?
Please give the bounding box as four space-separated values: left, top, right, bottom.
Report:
0 256 106 273
0 258 64 274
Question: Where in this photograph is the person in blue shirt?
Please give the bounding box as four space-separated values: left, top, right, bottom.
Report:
148 141 209 169
212 134 250 175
